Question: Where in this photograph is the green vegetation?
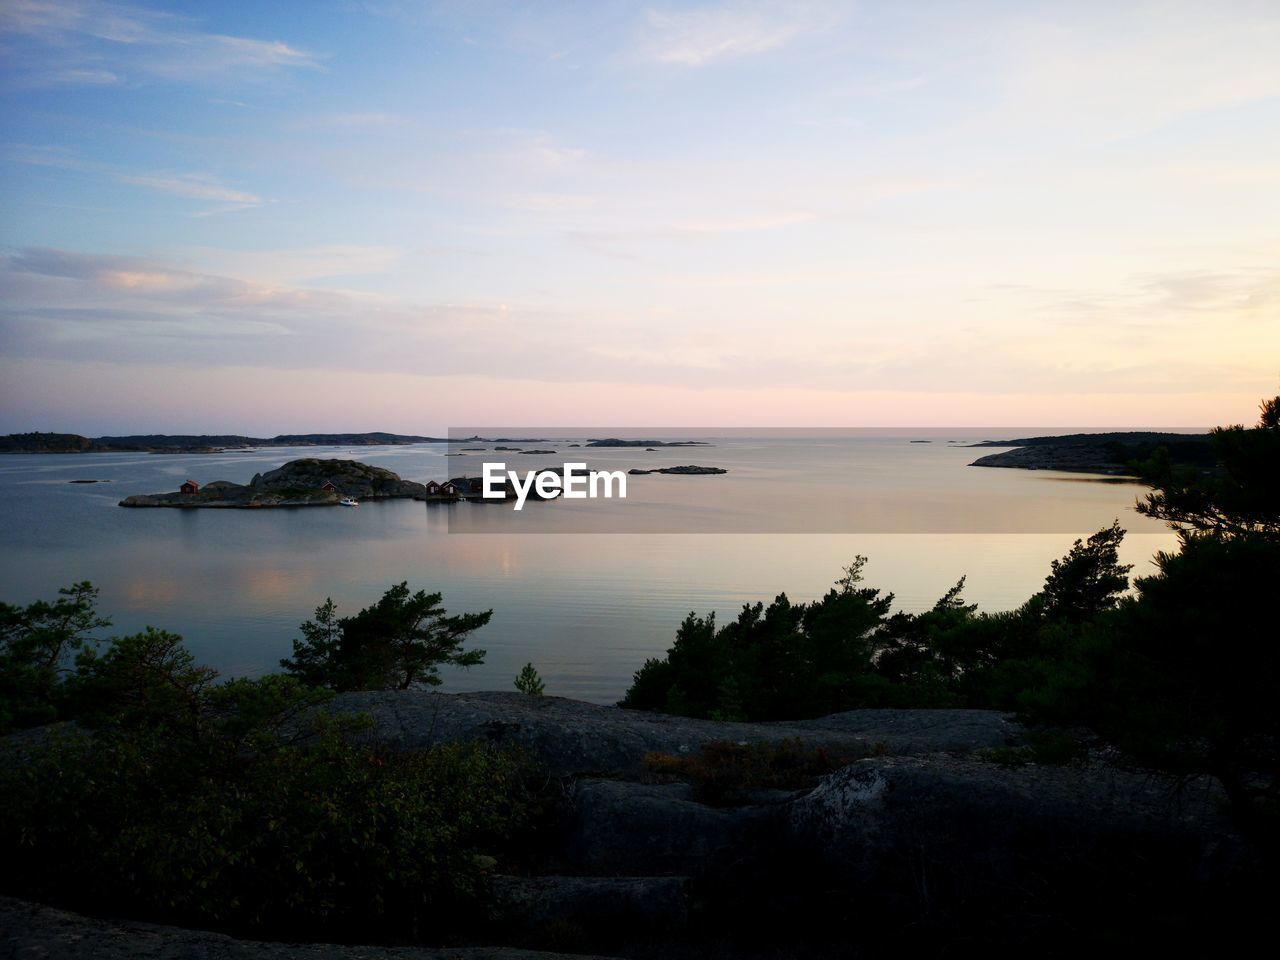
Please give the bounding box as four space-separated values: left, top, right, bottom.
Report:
624 396 1280 827
282 582 490 691
0 582 108 733
0 583 532 941
514 662 545 696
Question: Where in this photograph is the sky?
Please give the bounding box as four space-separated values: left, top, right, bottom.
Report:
0 0 1277 434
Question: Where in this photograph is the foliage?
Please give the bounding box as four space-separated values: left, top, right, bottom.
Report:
67 626 218 734
643 738 853 805
282 583 490 691
620 529 1133 720
1025 531 1280 824
1040 520 1131 624
514 662 545 696
0 613 534 941
1 718 532 939
0 582 108 732
621 560 896 721
976 730 1087 768
1135 394 1280 540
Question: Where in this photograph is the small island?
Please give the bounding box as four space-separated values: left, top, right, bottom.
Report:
585 438 711 447
119 458 426 508
627 465 728 475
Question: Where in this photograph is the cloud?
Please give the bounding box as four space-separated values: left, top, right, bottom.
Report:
0 0 322 87
5 246 1274 402
117 172 261 204
637 1 834 66
9 145 263 212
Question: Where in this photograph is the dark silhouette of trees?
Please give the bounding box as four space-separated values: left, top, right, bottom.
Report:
1136 394 1280 540
282 582 489 691
0 582 109 732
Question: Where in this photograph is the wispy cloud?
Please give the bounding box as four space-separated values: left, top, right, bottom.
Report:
10 145 263 214
636 1 835 67
117 172 260 205
0 0 322 87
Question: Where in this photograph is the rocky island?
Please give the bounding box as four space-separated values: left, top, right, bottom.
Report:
585 439 711 447
118 458 426 508
627 465 727 475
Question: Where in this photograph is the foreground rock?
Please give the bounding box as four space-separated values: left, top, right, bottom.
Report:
0 896 611 960
327 692 1021 776
5 694 1266 956
330 692 1260 952
119 458 426 508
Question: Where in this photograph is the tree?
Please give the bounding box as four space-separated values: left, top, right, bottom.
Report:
1136 394 1280 540
282 583 490 691
1028 531 1280 825
514 663 545 696
1040 520 1132 624
0 582 109 731
69 627 218 736
619 560 896 720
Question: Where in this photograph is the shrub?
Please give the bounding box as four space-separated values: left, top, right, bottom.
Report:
0 679 533 940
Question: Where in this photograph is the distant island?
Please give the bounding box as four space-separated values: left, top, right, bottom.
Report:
585 438 711 447
627 465 728 475
0 432 448 454
119 458 425 508
969 431 1212 474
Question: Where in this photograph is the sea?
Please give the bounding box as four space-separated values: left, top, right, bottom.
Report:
0 430 1184 703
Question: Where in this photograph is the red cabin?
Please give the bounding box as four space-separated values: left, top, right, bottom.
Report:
180 480 200 494
424 480 442 495
321 481 338 493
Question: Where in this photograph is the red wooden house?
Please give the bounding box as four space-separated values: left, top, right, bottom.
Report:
180 480 200 494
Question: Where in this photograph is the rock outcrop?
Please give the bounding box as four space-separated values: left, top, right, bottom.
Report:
3 693 1264 956
118 458 426 508
0 896 611 960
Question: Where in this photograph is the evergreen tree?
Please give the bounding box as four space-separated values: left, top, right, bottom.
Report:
282 583 489 691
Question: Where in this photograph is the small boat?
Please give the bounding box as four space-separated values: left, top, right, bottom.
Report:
339 497 359 507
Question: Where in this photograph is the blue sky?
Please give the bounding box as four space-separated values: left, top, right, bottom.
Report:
1 0 1277 433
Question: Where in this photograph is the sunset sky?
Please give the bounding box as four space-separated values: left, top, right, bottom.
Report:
1 0 1277 434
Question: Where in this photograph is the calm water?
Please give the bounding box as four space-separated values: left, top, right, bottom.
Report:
0 433 1178 702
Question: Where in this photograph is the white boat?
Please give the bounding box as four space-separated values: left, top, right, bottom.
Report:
339 497 359 507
